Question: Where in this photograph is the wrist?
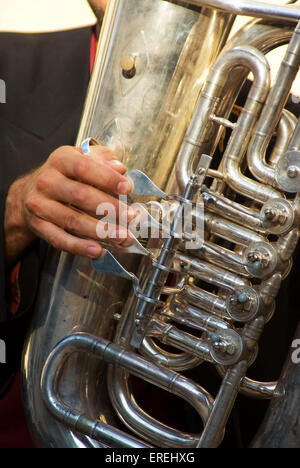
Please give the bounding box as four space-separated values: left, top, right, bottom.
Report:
4 176 36 266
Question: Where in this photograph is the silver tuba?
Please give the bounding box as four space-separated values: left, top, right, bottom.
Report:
22 0 300 448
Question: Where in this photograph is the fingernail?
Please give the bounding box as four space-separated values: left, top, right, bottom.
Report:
117 180 133 195
87 246 102 258
106 159 125 169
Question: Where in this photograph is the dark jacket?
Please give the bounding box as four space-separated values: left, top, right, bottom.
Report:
0 26 92 394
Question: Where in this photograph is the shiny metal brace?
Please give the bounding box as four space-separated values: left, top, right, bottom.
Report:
81 137 169 198
22 0 300 450
93 251 163 307
128 169 169 199
80 137 152 257
188 0 300 22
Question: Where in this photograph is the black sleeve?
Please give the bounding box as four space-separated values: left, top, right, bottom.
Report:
0 186 40 397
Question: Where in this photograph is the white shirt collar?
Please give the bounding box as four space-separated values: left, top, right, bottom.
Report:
0 0 97 33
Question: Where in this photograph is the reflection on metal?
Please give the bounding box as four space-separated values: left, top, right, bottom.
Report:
22 0 300 449
128 170 169 199
186 0 300 22
0 339 6 364
0 79 6 104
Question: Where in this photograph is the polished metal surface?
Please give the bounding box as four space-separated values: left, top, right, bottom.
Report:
22 0 300 449
251 321 300 448
187 0 300 22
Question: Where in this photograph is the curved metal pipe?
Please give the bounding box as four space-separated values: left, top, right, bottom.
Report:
40 333 151 448
24 0 300 449
247 22 300 185
288 116 300 151
269 110 297 166
197 361 248 448
177 21 294 201
147 318 214 362
202 190 264 231
176 252 249 290
41 332 214 448
200 211 266 246
108 366 213 448
216 364 277 399
140 336 202 372
177 45 281 202
195 241 249 277
221 48 276 202
183 284 228 318
186 0 300 23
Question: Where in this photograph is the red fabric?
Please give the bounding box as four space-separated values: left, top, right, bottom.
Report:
90 32 98 74
0 371 35 448
9 262 21 316
0 259 34 448
0 260 35 447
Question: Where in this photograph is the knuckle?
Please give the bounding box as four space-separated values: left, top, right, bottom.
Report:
74 157 89 179
97 147 114 159
48 233 62 251
49 149 62 166
49 146 72 166
36 173 52 192
29 215 43 233
25 194 41 214
65 212 80 233
71 187 87 205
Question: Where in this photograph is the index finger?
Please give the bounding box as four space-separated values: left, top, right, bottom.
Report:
50 146 134 196
81 143 127 175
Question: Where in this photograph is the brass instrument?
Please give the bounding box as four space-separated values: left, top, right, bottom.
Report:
22 0 300 448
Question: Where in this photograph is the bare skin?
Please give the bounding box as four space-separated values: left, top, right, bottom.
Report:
89 0 107 12
3 0 138 266
88 0 108 19
4 145 135 266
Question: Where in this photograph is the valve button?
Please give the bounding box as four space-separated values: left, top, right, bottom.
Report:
121 55 136 79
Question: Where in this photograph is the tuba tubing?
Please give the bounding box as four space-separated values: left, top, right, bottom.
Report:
22 0 300 448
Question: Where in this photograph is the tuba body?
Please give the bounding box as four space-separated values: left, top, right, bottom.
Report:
22 0 300 448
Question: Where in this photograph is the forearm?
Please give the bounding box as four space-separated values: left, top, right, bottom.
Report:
4 176 36 267
3 144 134 268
